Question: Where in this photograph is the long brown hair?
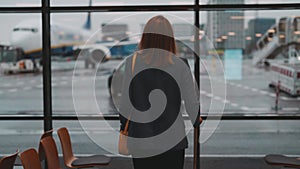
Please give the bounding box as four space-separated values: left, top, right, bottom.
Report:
138 15 177 66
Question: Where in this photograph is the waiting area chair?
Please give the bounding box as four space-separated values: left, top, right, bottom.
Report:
37 129 54 163
19 149 42 169
0 150 18 169
57 127 111 168
19 130 58 169
265 154 300 168
41 136 63 169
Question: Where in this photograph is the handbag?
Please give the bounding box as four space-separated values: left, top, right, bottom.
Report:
118 53 137 155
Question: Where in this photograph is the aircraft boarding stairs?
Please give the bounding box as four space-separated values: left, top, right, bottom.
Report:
252 35 300 66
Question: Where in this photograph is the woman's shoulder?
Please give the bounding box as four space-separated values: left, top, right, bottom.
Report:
173 56 190 68
178 57 188 65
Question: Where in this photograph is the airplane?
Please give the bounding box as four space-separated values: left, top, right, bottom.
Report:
0 0 109 74
0 11 111 74
4 3 201 73
10 12 92 58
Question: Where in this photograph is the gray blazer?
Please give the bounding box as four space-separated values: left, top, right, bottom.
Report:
119 53 200 152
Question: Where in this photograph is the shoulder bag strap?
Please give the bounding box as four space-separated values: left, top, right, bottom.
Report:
123 53 137 132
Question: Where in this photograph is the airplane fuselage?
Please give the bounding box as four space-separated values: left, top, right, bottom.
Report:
10 19 91 58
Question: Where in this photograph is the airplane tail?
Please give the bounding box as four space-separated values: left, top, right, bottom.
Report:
83 0 92 30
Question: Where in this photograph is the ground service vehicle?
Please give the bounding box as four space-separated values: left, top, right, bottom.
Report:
0 45 39 74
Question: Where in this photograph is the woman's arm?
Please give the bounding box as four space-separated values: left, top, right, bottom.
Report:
118 57 133 130
180 61 201 127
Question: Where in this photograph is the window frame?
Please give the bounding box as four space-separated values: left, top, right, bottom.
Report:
0 0 299 130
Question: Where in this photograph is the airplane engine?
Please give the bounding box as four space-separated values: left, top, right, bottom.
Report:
84 46 110 69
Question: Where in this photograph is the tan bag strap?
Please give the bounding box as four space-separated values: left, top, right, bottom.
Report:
124 113 130 133
124 53 137 132
131 53 137 73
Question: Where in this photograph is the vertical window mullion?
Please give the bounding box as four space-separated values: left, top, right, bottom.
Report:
193 2 200 169
42 0 53 132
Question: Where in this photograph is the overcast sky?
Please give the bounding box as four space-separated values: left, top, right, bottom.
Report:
0 0 299 44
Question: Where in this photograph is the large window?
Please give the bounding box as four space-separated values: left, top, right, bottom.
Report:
200 9 300 114
50 12 194 115
0 0 300 161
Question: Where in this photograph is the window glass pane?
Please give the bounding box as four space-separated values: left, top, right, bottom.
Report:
50 0 193 6
200 10 300 114
200 0 300 4
0 14 43 115
53 120 300 156
53 120 115 154
50 12 194 115
200 120 300 156
0 120 43 154
0 0 41 7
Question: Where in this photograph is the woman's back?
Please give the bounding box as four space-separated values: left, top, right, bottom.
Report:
119 53 199 153
117 15 199 169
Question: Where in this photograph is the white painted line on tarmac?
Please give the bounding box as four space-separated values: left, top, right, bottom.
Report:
222 99 230 104
17 82 24 85
280 96 289 100
241 106 250 111
23 87 32 90
246 107 270 111
280 97 300 101
243 86 250 90
230 103 239 107
8 89 17 93
206 93 213 97
200 90 207 94
256 89 300 101
268 93 276 97
213 96 222 101
251 88 258 92
3 83 10 87
236 84 242 88
259 90 268 95
208 81 297 102
282 107 300 111
227 81 286 102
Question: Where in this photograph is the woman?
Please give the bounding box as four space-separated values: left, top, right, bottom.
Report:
118 15 200 169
